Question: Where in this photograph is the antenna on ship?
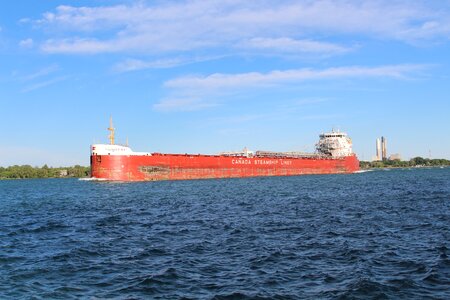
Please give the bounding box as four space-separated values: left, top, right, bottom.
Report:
108 116 115 145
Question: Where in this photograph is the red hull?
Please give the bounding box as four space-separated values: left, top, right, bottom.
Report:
90 153 359 181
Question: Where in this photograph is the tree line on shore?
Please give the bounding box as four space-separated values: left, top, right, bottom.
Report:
360 157 450 169
0 165 90 179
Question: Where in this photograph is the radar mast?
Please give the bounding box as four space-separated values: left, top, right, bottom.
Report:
107 116 115 145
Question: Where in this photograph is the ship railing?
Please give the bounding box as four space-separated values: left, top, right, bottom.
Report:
220 152 254 158
255 150 330 159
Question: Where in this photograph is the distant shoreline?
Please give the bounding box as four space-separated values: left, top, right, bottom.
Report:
0 176 90 180
360 157 450 170
362 165 449 171
0 165 90 180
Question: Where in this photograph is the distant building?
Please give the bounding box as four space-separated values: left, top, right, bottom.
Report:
389 153 401 161
381 136 387 160
59 170 68 177
375 138 381 161
373 136 390 161
374 136 401 161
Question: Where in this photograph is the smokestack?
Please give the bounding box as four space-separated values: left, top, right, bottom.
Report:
376 138 381 161
381 136 387 160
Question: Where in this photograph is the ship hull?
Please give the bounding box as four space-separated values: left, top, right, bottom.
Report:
90 153 359 181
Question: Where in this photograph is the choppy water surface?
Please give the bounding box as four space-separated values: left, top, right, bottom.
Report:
1 168 449 299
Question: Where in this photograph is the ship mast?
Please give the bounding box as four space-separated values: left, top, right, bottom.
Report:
107 116 115 145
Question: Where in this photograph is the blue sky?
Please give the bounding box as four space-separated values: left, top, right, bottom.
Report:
1 0 449 166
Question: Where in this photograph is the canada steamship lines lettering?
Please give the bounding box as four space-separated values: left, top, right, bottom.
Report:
231 159 292 165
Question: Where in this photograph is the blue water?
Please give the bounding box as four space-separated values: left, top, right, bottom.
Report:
1 168 449 299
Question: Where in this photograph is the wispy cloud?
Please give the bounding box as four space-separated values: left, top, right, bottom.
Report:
21 76 68 93
19 38 34 49
32 1 450 55
113 55 226 73
238 38 353 55
155 64 429 111
114 58 189 72
165 64 428 90
20 64 59 81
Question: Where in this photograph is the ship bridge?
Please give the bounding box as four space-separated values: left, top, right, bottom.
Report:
320 132 348 138
316 130 353 157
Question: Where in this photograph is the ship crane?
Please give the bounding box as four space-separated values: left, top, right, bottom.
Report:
107 116 115 145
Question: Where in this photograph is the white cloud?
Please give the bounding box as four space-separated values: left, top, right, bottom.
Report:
165 64 428 90
21 64 59 81
114 58 187 72
19 38 34 48
42 38 113 54
113 55 226 72
155 64 428 111
21 76 68 93
238 37 352 54
33 1 450 55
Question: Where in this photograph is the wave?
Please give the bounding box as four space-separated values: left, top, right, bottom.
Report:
78 177 107 181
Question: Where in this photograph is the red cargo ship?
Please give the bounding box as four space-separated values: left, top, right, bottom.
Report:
90 118 359 181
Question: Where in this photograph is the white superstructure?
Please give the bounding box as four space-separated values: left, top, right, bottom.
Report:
91 144 151 156
316 130 354 157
